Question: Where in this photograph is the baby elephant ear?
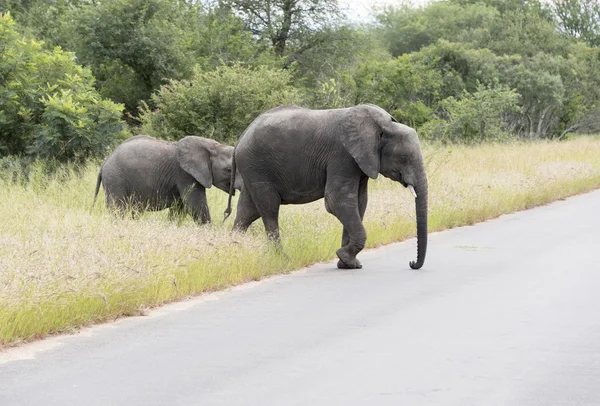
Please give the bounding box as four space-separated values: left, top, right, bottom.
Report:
340 105 383 179
176 136 216 188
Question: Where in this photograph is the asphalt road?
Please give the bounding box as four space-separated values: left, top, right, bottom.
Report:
2 190 600 406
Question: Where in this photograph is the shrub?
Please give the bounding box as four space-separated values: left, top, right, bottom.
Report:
0 13 127 161
419 86 520 143
138 64 302 143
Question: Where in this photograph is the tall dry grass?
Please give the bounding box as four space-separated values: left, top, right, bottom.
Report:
1 137 600 347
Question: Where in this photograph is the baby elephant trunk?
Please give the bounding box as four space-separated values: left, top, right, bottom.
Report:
223 153 237 222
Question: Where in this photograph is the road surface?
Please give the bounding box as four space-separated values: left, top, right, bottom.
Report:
1 190 600 405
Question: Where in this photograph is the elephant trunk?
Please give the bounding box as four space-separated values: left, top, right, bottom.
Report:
409 175 428 270
223 151 236 223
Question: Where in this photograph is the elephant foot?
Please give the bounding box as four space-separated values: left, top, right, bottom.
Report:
336 248 362 269
337 259 362 269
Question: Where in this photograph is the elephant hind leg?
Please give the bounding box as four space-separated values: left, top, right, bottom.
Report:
105 185 145 220
105 192 128 218
232 188 261 232
243 183 282 247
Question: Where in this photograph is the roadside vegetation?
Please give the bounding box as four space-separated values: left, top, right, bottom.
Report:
2 136 600 347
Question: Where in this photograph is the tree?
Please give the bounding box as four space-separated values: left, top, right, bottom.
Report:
448 0 552 17
0 0 89 48
223 0 340 56
554 44 600 136
376 0 570 58
290 25 387 94
194 5 278 70
551 0 600 47
64 0 201 114
376 1 500 56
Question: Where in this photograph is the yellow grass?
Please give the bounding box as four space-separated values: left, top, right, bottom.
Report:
1 137 600 347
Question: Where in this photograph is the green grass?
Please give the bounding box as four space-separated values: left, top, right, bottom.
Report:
2 137 600 347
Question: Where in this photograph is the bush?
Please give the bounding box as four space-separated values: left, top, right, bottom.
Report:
419 86 520 143
0 13 127 161
138 64 302 143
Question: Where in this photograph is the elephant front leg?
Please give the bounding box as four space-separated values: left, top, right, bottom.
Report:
336 213 366 269
325 181 366 269
183 187 210 224
341 176 368 249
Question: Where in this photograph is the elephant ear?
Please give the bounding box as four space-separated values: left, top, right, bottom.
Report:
340 105 388 179
176 136 217 188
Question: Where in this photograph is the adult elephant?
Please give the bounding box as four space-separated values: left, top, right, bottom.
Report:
224 104 428 270
93 135 242 223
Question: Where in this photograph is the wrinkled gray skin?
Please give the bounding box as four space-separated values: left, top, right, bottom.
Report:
93 135 242 223
224 104 428 270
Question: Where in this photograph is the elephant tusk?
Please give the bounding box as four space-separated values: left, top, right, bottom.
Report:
408 185 417 198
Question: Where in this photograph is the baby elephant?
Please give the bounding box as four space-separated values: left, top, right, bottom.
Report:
93 135 242 223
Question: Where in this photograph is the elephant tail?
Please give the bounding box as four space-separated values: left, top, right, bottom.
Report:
91 169 102 211
223 152 236 223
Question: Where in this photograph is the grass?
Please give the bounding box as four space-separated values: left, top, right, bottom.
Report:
1 136 600 347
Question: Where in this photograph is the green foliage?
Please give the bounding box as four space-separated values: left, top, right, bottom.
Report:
3 0 600 145
349 28 600 139
138 64 301 143
376 1 501 56
291 26 377 89
310 77 357 109
57 0 281 116
351 53 443 127
63 0 201 113
551 0 600 46
0 13 127 161
30 90 126 160
0 0 78 47
347 41 506 127
378 0 569 58
301 27 390 110
479 8 572 57
194 6 276 70
420 86 520 143
224 0 340 56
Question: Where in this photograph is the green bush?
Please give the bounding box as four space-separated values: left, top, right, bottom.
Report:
0 13 127 161
420 86 520 143
138 64 302 143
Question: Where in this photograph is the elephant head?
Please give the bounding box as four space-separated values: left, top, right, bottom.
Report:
176 136 243 193
341 104 428 269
